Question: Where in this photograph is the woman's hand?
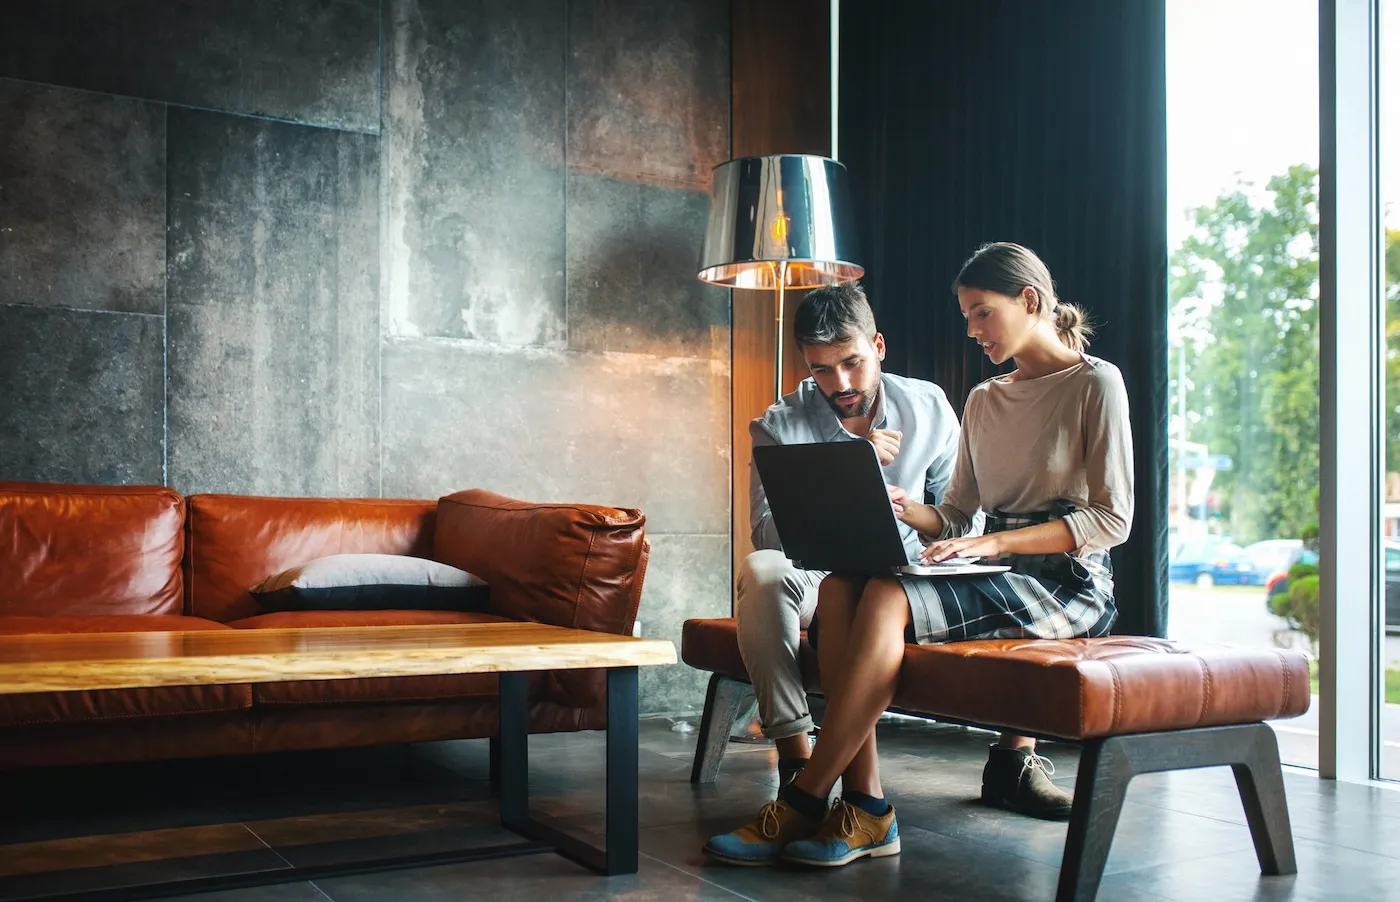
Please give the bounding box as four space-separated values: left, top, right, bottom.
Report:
919 533 1004 563
887 485 944 535
887 484 910 519
920 520 1075 562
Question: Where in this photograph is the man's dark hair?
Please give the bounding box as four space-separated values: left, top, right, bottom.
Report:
793 282 877 347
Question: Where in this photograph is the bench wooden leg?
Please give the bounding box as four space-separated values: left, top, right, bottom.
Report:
1231 723 1297 875
1055 723 1297 902
1057 737 1132 902
689 673 754 784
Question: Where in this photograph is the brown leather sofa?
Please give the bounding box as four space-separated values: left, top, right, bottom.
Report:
0 482 649 770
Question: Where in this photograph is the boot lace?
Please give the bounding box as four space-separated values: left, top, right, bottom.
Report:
1020 751 1056 781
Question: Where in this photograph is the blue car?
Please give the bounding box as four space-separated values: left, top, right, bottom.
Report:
1169 538 1262 587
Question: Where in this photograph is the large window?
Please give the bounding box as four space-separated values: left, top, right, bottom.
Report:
1379 0 1399 779
1165 0 1321 769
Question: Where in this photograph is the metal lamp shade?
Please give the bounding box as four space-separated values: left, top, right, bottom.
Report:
696 155 864 288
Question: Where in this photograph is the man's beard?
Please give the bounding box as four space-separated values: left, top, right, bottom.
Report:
823 387 875 420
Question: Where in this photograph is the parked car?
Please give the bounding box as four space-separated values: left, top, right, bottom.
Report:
1265 543 1400 634
1169 537 1263 587
1264 548 1316 605
1243 539 1304 580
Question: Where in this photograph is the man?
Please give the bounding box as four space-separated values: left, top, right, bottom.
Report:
737 282 956 785
735 282 1069 821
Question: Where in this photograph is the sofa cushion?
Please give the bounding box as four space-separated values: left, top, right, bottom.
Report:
0 615 251 727
185 494 438 623
228 609 513 630
250 553 489 613
893 637 1311 740
433 490 650 710
228 609 511 705
0 482 185 616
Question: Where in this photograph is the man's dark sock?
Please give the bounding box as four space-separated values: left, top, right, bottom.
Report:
842 789 892 817
779 782 829 821
777 758 807 787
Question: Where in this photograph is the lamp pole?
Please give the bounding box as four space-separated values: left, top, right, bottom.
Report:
771 260 789 402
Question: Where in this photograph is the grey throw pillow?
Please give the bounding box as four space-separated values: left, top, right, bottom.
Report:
251 553 490 613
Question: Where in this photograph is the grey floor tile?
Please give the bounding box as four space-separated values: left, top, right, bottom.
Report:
1098 835 1400 902
244 802 515 870
158 884 332 902
532 770 780 834
0 758 241 844
219 749 491 823
313 845 745 901
640 819 1166 902
0 848 293 902
1126 766 1400 861
892 786 1257 877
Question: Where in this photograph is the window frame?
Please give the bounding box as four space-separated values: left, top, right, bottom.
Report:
1318 0 1388 783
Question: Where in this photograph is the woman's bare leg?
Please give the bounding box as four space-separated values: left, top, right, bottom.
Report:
790 577 910 799
808 575 883 795
813 574 864 703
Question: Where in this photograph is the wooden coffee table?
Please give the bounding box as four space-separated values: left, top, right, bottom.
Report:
0 622 677 901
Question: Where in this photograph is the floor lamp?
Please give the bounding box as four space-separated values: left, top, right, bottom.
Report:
697 155 864 741
697 155 864 402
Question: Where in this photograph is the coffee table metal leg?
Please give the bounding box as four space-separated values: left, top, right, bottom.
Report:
605 665 640 875
497 671 529 824
497 667 641 876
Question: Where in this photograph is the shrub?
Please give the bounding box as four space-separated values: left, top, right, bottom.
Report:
1269 561 1320 653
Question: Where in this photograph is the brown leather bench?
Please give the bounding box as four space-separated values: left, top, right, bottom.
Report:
682 618 1310 902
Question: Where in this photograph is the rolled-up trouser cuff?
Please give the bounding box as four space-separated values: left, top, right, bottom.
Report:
763 713 814 741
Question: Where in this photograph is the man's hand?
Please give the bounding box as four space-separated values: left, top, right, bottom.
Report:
868 428 902 466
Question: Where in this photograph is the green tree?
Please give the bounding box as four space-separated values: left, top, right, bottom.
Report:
1170 165 1319 545
1385 229 1400 473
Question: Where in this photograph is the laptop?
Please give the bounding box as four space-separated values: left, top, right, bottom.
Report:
752 440 1010 578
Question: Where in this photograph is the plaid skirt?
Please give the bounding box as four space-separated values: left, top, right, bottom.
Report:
899 506 1117 645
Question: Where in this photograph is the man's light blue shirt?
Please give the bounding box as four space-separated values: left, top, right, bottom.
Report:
749 372 965 561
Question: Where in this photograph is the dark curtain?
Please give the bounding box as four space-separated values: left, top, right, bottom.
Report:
840 0 1169 637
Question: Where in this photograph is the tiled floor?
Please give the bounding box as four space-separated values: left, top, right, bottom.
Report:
1 717 1397 901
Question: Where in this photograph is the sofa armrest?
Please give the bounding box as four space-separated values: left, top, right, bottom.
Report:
433 490 650 711
433 489 649 640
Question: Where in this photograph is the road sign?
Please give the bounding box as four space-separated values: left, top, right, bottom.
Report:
1179 454 1233 471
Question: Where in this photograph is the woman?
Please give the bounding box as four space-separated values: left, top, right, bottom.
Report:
705 241 1134 868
